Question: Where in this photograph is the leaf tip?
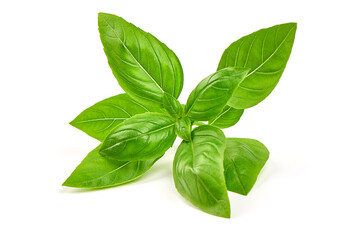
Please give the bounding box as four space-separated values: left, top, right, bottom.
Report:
62 178 71 187
98 146 109 159
98 12 115 27
62 177 80 188
218 206 231 218
69 120 76 127
287 22 297 32
98 12 108 19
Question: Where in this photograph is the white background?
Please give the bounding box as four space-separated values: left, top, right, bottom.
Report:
1 0 359 239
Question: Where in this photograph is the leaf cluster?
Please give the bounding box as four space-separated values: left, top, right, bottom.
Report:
64 13 296 218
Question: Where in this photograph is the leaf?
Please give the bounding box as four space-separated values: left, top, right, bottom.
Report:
208 106 244 129
100 112 176 162
63 145 159 188
70 94 160 141
175 117 191 141
193 121 206 126
163 92 183 118
224 138 269 195
184 67 249 121
98 13 183 106
218 23 297 109
173 125 230 218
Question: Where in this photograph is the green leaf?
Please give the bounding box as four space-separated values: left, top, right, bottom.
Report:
173 125 230 218
98 13 183 106
100 112 176 162
208 106 244 129
175 117 191 141
163 92 183 118
193 121 206 126
63 145 159 188
70 94 160 141
218 23 297 109
224 138 269 195
184 67 249 121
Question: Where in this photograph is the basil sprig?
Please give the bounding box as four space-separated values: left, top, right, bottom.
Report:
64 13 297 218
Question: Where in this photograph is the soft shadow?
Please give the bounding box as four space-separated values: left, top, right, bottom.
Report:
253 160 275 187
133 145 177 185
138 160 172 184
58 186 102 193
227 192 249 218
229 161 277 218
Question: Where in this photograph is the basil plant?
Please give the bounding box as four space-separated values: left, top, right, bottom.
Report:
63 13 297 218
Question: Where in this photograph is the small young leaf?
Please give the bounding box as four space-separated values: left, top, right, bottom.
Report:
175 117 191 141
63 145 160 188
208 106 244 129
218 23 297 109
173 125 230 218
184 67 249 121
100 112 176 162
224 138 269 195
70 94 160 141
163 92 183 118
98 13 184 106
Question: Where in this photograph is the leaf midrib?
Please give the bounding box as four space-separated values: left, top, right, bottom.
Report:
185 76 229 115
103 123 175 151
246 25 296 77
190 138 223 204
74 161 131 185
209 107 231 125
229 156 247 194
103 16 164 93
74 118 127 124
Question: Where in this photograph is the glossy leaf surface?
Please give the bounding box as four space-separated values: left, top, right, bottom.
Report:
163 92 183 118
98 13 183 106
224 138 269 195
218 23 297 109
100 112 176 162
173 125 230 218
70 94 159 141
175 117 191 141
208 106 244 129
184 68 249 121
63 145 159 188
